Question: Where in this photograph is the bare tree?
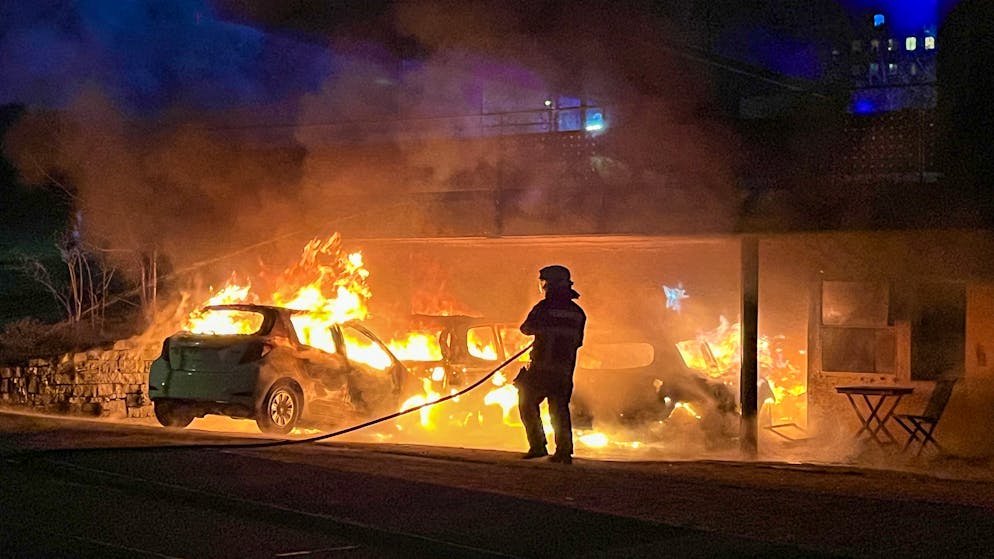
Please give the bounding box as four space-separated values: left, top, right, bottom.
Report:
18 226 118 332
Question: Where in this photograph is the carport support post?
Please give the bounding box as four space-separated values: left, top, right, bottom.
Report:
740 235 759 456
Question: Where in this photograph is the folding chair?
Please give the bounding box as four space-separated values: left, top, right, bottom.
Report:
893 378 958 456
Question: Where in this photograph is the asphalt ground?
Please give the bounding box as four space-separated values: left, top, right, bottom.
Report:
3 410 994 558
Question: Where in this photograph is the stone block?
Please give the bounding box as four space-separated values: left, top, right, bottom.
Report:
81 402 101 416
27 358 50 367
103 399 127 418
127 404 153 418
73 352 87 365
126 390 147 407
0 367 11 379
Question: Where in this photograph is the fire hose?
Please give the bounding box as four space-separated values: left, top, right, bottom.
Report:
8 343 533 459
96 341 533 452
220 341 533 450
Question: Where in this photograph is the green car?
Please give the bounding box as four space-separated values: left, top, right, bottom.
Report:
149 304 410 434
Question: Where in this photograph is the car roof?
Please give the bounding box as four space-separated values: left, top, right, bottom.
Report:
203 304 309 316
407 314 505 328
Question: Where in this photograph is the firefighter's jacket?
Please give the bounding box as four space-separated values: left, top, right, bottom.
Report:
520 291 586 379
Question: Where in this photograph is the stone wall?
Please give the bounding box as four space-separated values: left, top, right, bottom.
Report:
0 342 156 419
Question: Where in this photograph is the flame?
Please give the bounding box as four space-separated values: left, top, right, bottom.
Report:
185 234 373 353
399 379 444 428
578 431 609 448
387 333 443 361
176 235 809 453
676 316 808 429
483 385 520 425
468 328 498 360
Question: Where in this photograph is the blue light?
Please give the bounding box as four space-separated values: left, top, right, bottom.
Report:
852 98 877 114
663 283 689 312
839 1 948 34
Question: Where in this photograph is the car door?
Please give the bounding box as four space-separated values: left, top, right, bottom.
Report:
341 322 409 412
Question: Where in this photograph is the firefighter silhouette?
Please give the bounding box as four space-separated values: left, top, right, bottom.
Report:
514 265 587 464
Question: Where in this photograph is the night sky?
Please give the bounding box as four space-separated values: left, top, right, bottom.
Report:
0 1 962 114
0 1 336 114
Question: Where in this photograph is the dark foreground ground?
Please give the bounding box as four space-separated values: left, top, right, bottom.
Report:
2 410 994 558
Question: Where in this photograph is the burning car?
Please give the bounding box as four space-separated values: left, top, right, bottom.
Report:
148 304 410 434
572 330 739 439
377 314 531 391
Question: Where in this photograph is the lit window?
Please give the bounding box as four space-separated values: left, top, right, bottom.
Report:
906 37 917 51
887 39 896 51
585 110 604 132
870 39 880 51
924 36 935 50
888 63 898 73
869 62 880 72
873 14 885 27
851 40 862 53
910 64 918 76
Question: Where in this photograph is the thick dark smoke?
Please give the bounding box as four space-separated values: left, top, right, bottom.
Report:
2 0 741 283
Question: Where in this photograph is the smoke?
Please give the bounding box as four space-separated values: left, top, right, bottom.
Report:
1 0 747 320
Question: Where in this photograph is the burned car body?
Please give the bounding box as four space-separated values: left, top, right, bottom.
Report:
374 314 532 391
148 304 409 434
572 330 740 439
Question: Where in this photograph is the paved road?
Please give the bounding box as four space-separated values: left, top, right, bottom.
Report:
3 411 994 558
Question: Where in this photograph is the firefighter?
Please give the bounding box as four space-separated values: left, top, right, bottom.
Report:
514 265 586 464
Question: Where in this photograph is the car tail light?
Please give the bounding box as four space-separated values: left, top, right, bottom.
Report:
239 342 273 364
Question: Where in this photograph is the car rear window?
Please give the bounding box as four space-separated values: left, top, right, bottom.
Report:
185 309 266 335
577 343 654 370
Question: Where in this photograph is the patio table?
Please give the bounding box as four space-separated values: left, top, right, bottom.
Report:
835 385 915 447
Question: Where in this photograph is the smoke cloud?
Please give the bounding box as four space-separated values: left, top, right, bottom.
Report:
2 0 744 287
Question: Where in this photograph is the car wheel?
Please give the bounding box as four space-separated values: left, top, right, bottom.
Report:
257 381 302 435
154 401 194 428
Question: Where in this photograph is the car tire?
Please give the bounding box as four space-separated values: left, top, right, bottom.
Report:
154 401 194 428
257 381 302 435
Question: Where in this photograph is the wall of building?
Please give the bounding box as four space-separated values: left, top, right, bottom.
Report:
790 230 994 456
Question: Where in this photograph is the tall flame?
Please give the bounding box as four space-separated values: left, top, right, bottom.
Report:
184 234 374 362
